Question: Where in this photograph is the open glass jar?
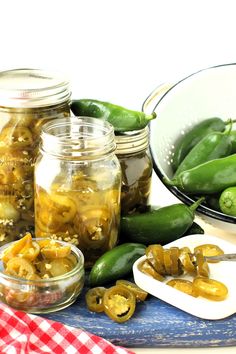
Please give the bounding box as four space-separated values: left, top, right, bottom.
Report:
115 127 153 215
34 117 121 268
0 237 85 313
0 69 71 245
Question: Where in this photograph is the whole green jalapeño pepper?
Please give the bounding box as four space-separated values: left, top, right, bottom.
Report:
120 198 204 245
174 122 233 176
172 117 227 172
89 243 146 286
165 154 236 194
71 99 156 132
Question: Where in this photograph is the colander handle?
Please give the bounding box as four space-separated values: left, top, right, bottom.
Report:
142 83 173 114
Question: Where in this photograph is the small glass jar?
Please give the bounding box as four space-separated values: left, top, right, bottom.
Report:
0 238 85 313
115 127 153 215
0 69 71 245
34 117 121 268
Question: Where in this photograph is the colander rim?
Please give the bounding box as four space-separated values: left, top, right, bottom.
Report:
143 62 236 113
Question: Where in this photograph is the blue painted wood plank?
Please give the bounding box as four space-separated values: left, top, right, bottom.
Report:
42 277 236 349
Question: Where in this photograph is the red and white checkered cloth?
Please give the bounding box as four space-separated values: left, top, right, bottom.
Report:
0 303 135 354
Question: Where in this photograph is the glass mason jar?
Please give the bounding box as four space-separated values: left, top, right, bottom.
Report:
115 127 153 215
0 69 71 245
34 117 121 268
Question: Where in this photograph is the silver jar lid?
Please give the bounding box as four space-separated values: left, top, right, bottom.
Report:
0 68 71 108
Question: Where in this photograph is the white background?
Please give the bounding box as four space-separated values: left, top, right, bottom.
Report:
1 1 236 353
1 0 236 110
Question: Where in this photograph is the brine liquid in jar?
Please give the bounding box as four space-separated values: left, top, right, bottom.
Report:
34 117 121 268
0 69 71 245
115 127 152 215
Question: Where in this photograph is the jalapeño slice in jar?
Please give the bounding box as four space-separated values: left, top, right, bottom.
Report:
18 241 40 262
40 243 71 259
1 233 32 263
5 257 36 279
48 258 75 277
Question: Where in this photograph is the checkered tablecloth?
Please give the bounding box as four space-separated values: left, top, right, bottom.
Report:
0 303 135 354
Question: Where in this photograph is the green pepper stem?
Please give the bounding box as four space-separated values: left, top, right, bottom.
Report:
189 197 205 212
225 118 236 125
163 177 204 210
224 119 233 134
145 112 157 121
163 176 176 186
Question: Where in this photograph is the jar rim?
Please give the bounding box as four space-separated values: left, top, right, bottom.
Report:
40 116 116 158
115 126 150 154
0 238 84 284
0 68 71 108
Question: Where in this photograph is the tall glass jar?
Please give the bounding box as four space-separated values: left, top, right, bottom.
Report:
115 127 153 215
0 69 71 245
34 117 121 268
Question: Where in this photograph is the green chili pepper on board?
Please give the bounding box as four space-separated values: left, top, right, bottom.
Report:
71 99 156 132
89 243 146 286
165 154 236 195
172 117 228 173
174 121 233 176
120 198 204 245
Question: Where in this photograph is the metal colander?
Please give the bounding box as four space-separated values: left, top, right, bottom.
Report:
143 63 236 232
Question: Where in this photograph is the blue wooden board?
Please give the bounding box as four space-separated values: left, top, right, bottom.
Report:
42 275 236 349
